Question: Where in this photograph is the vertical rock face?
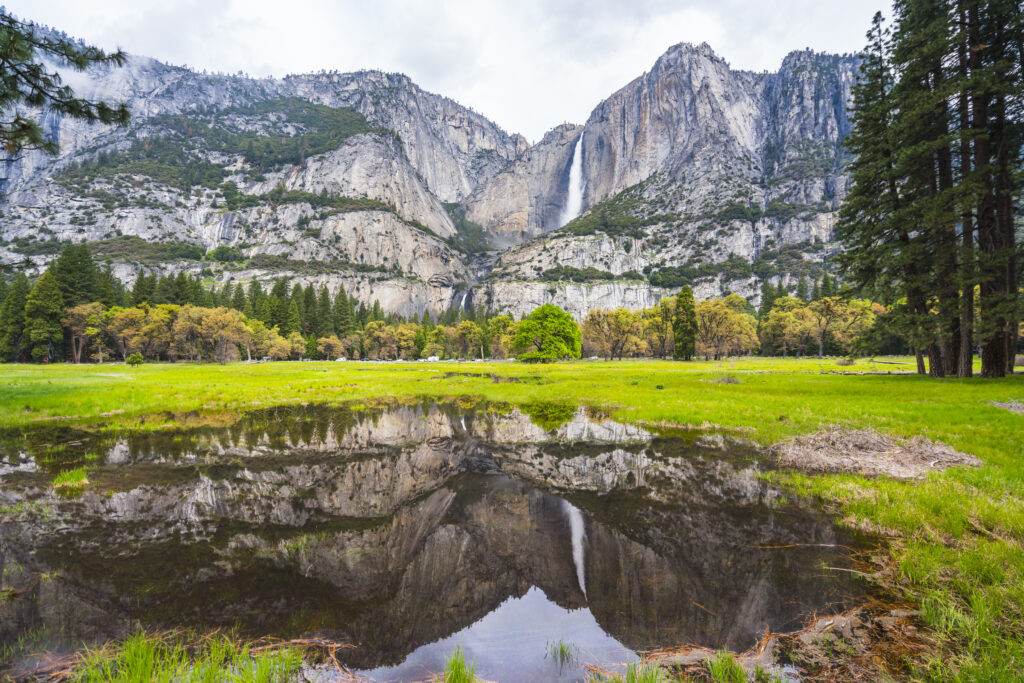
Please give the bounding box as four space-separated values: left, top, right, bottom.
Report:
466 43 858 312
283 71 529 202
462 124 583 244
0 32 859 316
465 43 856 240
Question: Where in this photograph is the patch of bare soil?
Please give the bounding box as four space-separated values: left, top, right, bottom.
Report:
771 426 980 479
649 603 932 682
991 400 1024 415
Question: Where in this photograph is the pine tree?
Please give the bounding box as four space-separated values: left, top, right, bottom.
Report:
219 282 234 308
758 280 778 319
130 272 155 306
247 281 264 312
837 3 1023 377
282 299 301 337
302 285 316 335
24 270 65 362
820 273 836 298
672 286 697 361
795 276 809 302
51 243 100 307
304 335 319 359
316 286 333 337
231 285 249 315
333 288 353 336
0 273 30 362
152 275 176 305
98 268 125 307
0 11 130 160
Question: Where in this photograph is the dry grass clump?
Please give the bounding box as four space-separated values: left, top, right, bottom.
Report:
771 426 980 479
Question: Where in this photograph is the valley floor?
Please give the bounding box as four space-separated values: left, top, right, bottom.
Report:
2 357 1023 680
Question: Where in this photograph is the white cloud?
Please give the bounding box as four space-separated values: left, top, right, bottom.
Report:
7 0 886 141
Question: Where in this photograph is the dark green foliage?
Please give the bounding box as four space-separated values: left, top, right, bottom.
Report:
282 299 301 336
518 401 577 431
443 202 493 254
648 255 754 288
94 236 205 264
838 4 1023 377
0 273 30 361
315 286 334 338
206 245 245 262
558 185 669 238
673 286 697 360
541 266 643 283
0 11 129 160
50 243 100 307
244 254 391 275
23 270 64 362
751 242 827 281
796 276 810 302
218 182 391 213
58 98 372 191
647 264 699 288
513 303 581 362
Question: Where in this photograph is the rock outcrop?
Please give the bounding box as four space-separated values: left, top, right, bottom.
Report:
0 34 858 315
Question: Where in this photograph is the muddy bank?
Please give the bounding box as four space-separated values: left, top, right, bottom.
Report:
771 426 980 479
650 602 931 682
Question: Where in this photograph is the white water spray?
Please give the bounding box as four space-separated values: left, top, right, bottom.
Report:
559 133 586 226
459 292 468 311
562 499 587 598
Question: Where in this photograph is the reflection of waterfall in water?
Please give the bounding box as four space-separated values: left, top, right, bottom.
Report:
563 499 587 598
559 133 585 226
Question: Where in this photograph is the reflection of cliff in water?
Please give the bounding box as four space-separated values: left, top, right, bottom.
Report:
0 402 867 672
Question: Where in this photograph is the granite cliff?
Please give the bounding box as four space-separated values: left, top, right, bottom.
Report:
0 35 857 317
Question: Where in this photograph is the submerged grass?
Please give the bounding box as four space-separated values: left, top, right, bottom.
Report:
2 357 1023 680
547 639 577 670
73 631 302 682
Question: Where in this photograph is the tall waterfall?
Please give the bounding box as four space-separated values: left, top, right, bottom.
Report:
559 133 585 226
562 499 587 598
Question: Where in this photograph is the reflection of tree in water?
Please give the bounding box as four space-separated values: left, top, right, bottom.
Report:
0 401 870 673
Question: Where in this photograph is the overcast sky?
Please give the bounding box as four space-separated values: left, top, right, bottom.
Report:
9 0 888 142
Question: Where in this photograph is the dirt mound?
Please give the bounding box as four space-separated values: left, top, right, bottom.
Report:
771 426 980 479
992 400 1024 415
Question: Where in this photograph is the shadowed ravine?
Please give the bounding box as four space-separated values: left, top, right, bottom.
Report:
0 402 870 681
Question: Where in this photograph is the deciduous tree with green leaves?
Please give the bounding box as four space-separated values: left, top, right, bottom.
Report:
513 304 581 362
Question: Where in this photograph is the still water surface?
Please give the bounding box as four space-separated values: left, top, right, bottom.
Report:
0 401 869 681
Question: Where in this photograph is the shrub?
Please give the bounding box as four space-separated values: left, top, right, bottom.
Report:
126 353 144 367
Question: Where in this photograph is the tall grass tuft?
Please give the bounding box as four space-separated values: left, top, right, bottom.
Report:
52 466 89 489
705 650 746 683
623 662 668 683
435 646 476 683
587 662 668 683
73 631 303 682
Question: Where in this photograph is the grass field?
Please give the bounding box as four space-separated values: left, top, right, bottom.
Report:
2 357 1023 680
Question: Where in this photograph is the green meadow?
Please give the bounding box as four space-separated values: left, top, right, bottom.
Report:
2 357 1023 680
